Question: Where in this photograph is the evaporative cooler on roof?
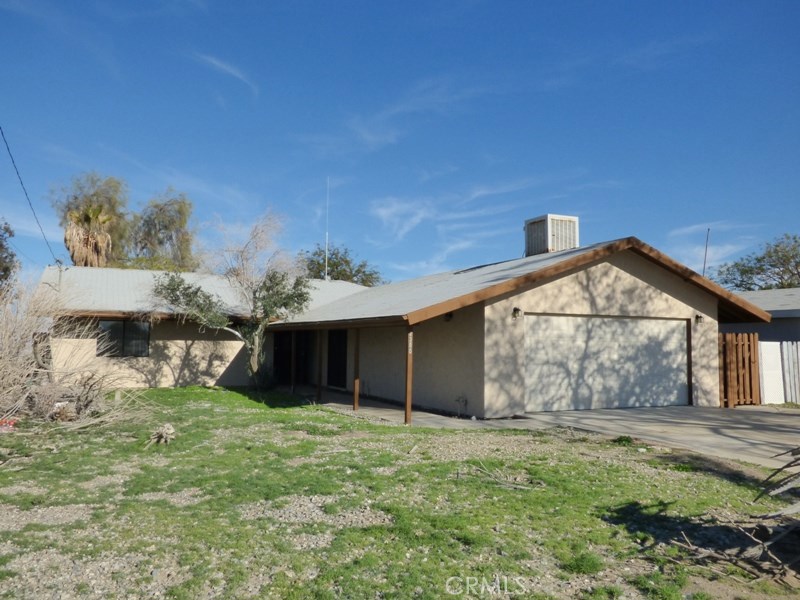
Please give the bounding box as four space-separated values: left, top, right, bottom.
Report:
524 214 579 256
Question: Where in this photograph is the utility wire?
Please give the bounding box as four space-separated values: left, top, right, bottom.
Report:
0 124 59 264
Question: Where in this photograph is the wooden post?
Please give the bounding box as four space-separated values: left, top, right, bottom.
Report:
726 333 738 407
718 333 725 407
316 330 323 404
751 333 761 405
686 320 693 406
404 326 414 425
290 331 296 394
353 329 360 411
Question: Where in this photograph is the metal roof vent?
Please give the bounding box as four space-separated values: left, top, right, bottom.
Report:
524 214 579 256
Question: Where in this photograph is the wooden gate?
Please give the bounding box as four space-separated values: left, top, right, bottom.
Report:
718 333 761 407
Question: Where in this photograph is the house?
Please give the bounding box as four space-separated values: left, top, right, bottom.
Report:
271 216 769 420
38 266 364 389
721 288 800 342
720 288 800 404
40 215 770 421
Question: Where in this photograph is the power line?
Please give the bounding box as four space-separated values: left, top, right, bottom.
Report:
0 125 59 264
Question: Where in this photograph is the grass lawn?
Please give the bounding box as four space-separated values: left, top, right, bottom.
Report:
0 387 796 599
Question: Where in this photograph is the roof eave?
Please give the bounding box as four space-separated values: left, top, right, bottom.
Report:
405 238 635 325
624 240 772 324
269 315 408 331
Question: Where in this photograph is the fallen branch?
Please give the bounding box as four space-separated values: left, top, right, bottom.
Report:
145 423 176 449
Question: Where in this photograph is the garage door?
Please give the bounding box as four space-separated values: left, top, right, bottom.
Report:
525 315 688 412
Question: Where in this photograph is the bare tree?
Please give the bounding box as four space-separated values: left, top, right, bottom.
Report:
152 213 310 385
0 276 130 423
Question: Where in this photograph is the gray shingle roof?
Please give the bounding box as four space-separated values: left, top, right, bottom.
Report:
37 266 365 318
276 237 771 327
38 238 770 327
737 288 800 318
281 242 612 326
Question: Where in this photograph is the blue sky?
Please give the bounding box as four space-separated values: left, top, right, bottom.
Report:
1 0 798 283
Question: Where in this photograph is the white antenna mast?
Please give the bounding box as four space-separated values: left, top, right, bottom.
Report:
325 177 330 281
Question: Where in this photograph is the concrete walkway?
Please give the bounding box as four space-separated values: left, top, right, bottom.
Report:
318 389 799 468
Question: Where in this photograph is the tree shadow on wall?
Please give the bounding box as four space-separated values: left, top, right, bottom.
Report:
126 339 242 388
484 265 701 415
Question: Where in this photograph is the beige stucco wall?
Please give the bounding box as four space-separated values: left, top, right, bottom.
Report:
347 304 485 416
51 320 250 388
484 251 720 417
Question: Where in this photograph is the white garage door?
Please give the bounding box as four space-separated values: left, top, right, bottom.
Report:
525 315 688 412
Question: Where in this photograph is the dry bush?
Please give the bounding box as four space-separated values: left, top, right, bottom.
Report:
0 276 138 426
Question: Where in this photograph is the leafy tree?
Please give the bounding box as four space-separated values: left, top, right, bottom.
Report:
302 243 385 286
152 214 310 384
128 191 197 271
52 173 199 270
0 219 18 285
714 233 800 291
52 173 129 266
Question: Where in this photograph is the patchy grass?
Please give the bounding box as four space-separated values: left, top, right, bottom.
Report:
0 387 795 599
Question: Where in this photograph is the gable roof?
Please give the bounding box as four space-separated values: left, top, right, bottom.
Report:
736 288 800 319
273 237 770 329
37 266 365 319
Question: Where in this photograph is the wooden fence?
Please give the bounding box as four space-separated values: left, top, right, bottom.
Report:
719 332 761 407
782 341 800 405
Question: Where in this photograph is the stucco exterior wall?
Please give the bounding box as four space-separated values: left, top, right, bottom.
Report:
484 251 720 417
348 304 485 415
356 327 406 400
51 320 250 388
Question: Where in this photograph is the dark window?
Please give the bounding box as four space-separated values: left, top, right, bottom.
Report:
97 320 150 357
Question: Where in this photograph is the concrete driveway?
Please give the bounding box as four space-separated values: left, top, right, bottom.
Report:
516 405 799 469
319 388 799 469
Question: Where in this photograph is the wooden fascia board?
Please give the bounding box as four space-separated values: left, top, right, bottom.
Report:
626 240 772 323
269 315 408 331
404 239 633 325
404 236 771 326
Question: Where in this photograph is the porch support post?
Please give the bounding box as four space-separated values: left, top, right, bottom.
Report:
685 319 693 406
316 330 323 404
290 331 297 394
353 328 360 411
404 326 414 425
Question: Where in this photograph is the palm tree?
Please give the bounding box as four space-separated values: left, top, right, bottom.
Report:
64 205 113 267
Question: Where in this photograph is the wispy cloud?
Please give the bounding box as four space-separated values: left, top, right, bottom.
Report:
192 52 259 96
0 0 121 77
617 35 716 71
388 239 477 276
666 219 759 273
669 242 753 274
369 197 437 242
369 190 521 244
462 177 546 204
667 220 751 238
92 143 264 214
348 77 480 150
417 163 459 183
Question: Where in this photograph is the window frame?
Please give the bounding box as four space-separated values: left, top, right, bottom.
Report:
97 319 150 358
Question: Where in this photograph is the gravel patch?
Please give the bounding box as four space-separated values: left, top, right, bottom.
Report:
286 531 336 550
77 473 131 491
0 503 94 531
0 483 47 496
240 494 392 528
5 548 189 599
